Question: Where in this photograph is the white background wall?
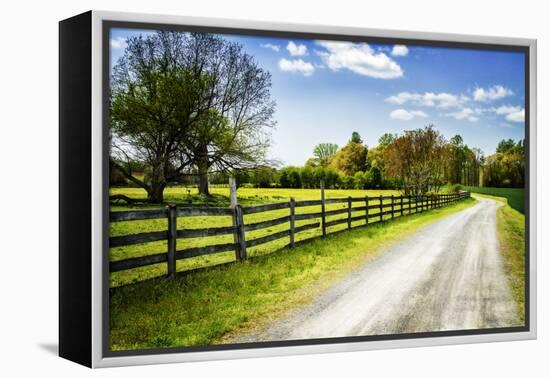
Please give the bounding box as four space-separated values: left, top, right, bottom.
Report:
0 0 546 376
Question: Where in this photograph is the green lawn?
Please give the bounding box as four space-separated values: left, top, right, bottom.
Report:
110 197 476 351
464 186 525 213
109 187 405 287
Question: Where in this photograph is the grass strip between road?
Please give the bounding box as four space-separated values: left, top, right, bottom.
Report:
110 198 476 351
474 193 526 323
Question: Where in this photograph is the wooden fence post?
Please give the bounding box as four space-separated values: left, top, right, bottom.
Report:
391 195 395 219
400 196 404 216
347 196 352 230
229 176 238 208
408 195 412 214
234 205 247 260
379 194 383 222
167 204 177 278
320 180 326 238
289 198 296 247
229 176 242 261
365 195 369 225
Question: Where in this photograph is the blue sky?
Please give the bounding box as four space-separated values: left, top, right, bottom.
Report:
110 28 526 166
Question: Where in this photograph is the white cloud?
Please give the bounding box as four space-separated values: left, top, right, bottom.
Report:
472 85 513 102
278 58 315 76
286 41 308 56
261 43 281 52
494 105 522 115
391 45 409 56
385 92 463 109
506 109 525 123
110 37 126 49
445 107 479 122
487 104 524 122
316 40 403 79
390 109 428 120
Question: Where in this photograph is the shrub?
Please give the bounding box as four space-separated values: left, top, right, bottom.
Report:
451 183 463 193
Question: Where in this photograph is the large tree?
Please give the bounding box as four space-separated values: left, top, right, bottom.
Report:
110 32 276 200
110 33 206 203
384 125 447 195
180 33 276 195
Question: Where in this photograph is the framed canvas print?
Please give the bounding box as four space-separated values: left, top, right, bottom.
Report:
59 10 537 368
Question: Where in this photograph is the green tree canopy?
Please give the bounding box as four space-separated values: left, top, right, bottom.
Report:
311 143 338 167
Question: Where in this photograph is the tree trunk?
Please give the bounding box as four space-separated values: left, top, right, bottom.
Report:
147 183 166 203
198 165 209 196
147 164 167 203
197 143 210 196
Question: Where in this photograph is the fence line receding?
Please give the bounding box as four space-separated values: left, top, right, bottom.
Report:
109 191 471 278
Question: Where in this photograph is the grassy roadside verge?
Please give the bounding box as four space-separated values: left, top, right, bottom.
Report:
473 193 525 322
464 186 524 214
110 198 476 351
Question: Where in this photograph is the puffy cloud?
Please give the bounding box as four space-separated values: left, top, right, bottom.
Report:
494 105 522 115
391 45 409 56
445 107 479 122
261 43 281 52
316 40 403 79
110 37 126 49
390 109 428 120
385 91 463 109
286 41 308 56
278 58 315 76
506 109 525 123
489 105 525 122
472 85 513 102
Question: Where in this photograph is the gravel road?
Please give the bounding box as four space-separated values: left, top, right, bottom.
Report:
236 196 521 342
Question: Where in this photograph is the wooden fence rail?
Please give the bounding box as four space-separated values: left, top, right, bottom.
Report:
109 191 471 276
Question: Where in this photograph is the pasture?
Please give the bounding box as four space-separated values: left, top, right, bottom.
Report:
109 186 402 287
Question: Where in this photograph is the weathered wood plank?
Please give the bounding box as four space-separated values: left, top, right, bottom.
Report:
242 202 290 214
234 205 247 260
324 207 349 217
246 222 320 248
324 198 348 204
109 231 167 247
174 242 238 260
167 205 177 277
244 216 290 231
294 212 323 221
176 207 233 217
289 198 296 248
110 253 167 272
350 214 366 223
294 199 322 207
176 226 237 238
325 217 348 228
110 209 167 222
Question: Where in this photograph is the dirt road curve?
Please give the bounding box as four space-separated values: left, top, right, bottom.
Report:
237 196 521 342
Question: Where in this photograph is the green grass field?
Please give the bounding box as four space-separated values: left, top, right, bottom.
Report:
464 186 525 213
110 197 475 351
109 187 405 287
473 193 526 322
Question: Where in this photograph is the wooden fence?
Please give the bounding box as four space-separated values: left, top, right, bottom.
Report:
110 191 470 278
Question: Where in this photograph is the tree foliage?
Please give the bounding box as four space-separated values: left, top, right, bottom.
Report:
311 143 339 167
330 133 368 176
110 32 275 202
384 125 447 195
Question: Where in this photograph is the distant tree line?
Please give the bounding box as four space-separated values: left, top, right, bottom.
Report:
222 127 524 194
